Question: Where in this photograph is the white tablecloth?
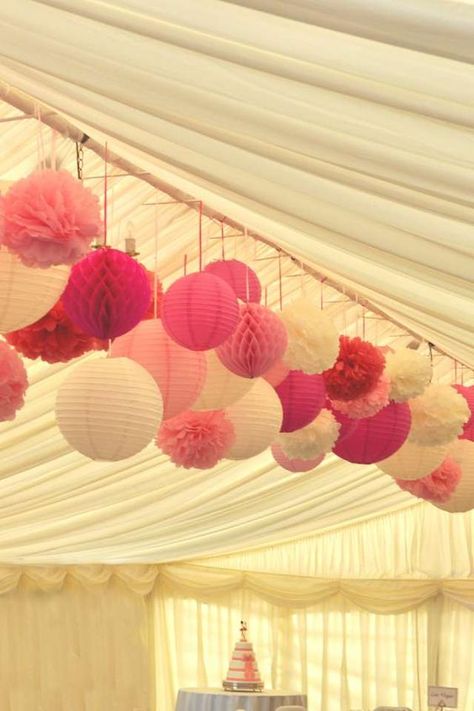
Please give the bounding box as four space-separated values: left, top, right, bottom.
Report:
176 688 306 711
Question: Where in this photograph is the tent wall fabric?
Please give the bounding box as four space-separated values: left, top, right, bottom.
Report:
0 0 472 371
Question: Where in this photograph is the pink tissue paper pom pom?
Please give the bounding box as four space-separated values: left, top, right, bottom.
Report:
0 341 28 421
331 372 391 419
157 409 235 469
2 169 102 268
395 456 461 503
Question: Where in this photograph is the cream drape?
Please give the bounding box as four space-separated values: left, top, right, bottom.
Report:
0 0 472 366
0 575 151 711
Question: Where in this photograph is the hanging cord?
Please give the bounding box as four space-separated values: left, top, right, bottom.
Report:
198 201 203 271
103 142 108 246
220 219 226 260
153 203 159 318
278 250 283 310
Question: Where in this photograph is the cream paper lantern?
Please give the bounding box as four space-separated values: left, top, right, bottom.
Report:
377 440 448 481
433 440 474 513
56 357 163 461
225 378 283 460
0 246 70 332
194 350 253 410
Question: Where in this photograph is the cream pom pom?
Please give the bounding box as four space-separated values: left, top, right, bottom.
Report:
409 384 470 446
385 348 431 402
280 298 339 374
277 408 340 460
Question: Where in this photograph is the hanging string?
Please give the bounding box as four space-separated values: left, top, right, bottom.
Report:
362 308 366 340
454 360 458 385
264 286 268 307
154 203 159 319
220 219 226 260
299 261 306 296
244 227 250 303
428 342 434 382
184 253 188 276
35 105 46 170
320 277 327 310
198 201 203 271
50 129 57 171
278 250 283 311
103 142 108 247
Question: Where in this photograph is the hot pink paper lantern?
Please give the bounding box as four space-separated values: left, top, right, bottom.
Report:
216 303 287 378
454 385 474 441
275 370 326 432
271 443 324 473
333 401 411 464
62 248 151 339
161 272 239 351
111 319 206 420
204 259 261 303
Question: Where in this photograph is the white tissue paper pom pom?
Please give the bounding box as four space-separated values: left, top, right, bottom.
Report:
409 384 470 446
277 408 340 460
280 298 339 374
385 348 431 402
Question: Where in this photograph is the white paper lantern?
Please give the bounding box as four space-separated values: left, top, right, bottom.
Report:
433 440 474 513
0 246 70 332
225 378 282 460
56 357 163 461
378 440 448 481
194 350 252 410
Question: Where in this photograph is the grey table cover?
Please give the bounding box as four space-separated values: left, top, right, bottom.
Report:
176 688 306 711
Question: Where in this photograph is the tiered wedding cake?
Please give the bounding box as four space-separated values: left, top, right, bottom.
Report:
223 621 264 692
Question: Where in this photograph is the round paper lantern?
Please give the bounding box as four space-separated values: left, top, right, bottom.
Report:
162 272 239 350
395 457 461 503
433 440 474 513
225 378 283 459
263 360 289 387
275 370 326 432
385 348 431 402
0 247 70 332
2 169 102 267
454 385 474 441
216 303 287 378
193 350 252 411
377 439 448 481
277 408 340 460
111 319 206 420
331 372 390 419
281 298 339 374
323 336 385 401
408 384 470 446
333 401 411 464
271 443 324 473
0 341 28 421
204 259 261 303
56 357 163 461
157 409 235 469
62 247 151 339
5 298 102 363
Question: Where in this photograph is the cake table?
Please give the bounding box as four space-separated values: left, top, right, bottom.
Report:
175 688 307 711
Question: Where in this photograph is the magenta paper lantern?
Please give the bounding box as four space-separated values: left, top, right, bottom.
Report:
275 370 326 433
62 248 151 339
161 272 239 351
454 385 474 441
271 443 324 473
204 259 261 303
216 303 287 378
111 319 206 420
333 401 411 464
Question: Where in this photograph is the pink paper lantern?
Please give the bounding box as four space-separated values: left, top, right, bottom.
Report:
275 370 326 432
263 360 289 387
216 303 287 378
271 443 324 473
333 401 411 464
62 248 151 339
111 319 206 420
204 259 261 303
454 385 474 441
161 272 239 351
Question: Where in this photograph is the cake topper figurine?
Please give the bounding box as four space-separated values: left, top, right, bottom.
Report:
240 620 247 642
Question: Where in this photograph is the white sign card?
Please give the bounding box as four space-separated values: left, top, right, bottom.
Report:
428 685 458 708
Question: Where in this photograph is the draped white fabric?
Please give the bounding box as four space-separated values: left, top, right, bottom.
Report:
0 0 472 369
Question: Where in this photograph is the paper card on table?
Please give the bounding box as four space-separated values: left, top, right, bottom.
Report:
428 686 458 708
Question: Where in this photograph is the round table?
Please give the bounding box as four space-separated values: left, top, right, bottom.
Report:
176 688 306 711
